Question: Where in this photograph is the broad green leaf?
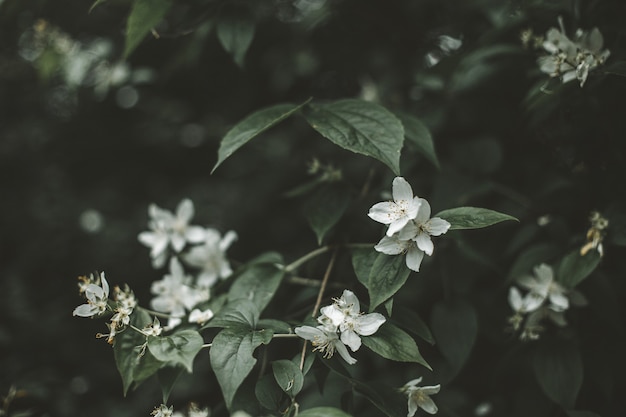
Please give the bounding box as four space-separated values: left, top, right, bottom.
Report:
257 319 292 334
212 101 308 173
272 359 304 397
255 374 286 412
124 0 172 57
298 407 353 417
362 322 430 369
351 247 378 289
353 381 406 417
303 183 352 245
435 206 518 230
216 12 255 67
147 329 204 373
391 305 434 344
157 366 184 403
246 251 285 266
303 99 405 175
557 249 601 289
395 112 440 169
431 301 477 373
114 308 164 395
228 263 285 313
532 340 583 409
210 327 273 410
203 299 260 329
367 253 412 311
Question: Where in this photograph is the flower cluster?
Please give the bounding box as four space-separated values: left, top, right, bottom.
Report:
295 290 386 364
369 177 450 272
535 17 610 87
580 211 609 257
400 377 441 416
507 263 586 340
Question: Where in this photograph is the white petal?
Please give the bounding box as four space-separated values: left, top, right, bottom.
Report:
508 287 523 311
171 234 186 252
219 230 238 251
420 385 441 395
414 198 431 224
415 233 434 256
404 377 423 387
392 177 414 202
407 398 418 417
100 273 109 298
405 246 425 272
185 226 206 243
356 313 386 336
169 257 185 277
320 305 345 327
219 261 233 279
405 197 422 220
177 199 194 222
368 202 399 225
549 291 569 312
374 236 407 255
340 329 362 352
334 340 358 364
417 394 438 414
341 290 360 313
425 218 450 236
523 292 546 312
196 271 218 289
534 264 554 284
387 217 411 237
398 221 420 240
294 325 323 341
73 304 98 317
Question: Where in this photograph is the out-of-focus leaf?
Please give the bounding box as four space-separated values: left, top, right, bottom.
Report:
216 12 255 67
255 374 285 412
557 249 601 289
303 183 351 245
124 0 172 57
353 381 406 417
298 407 353 417
362 322 430 368
603 60 626 77
157 366 184 404
228 263 285 313
272 359 304 397
147 330 203 373
391 305 434 344
431 301 477 374
507 243 560 283
351 247 377 289
450 138 502 174
210 327 273 410
532 340 583 409
435 206 518 230
303 99 404 175
212 101 309 173
396 112 440 169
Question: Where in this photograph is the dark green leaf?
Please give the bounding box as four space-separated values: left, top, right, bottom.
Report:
353 381 406 417
303 99 405 175
216 12 255 67
507 243 561 283
272 359 304 396
255 374 286 412
147 329 204 373
203 299 260 329
435 206 518 230
391 305 434 345
124 0 172 57
157 366 184 404
532 340 583 408
557 249 601 289
431 301 477 373
210 327 273 410
367 253 412 311
351 247 378 289
303 183 352 245
257 319 292 334
603 60 626 77
228 263 284 312
395 112 440 169
298 407 353 417
362 322 430 368
212 101 309 173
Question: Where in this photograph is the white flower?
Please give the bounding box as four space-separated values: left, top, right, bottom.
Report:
151 404 174 417
374 198 450 272
516 263 569 312
138 199 207 268
294 324 357 365
73 272 110 317
319 290 386 352
150 258 210 318
368 177 422 236
189 308 214 325
182 229 237 288
400 377 441 416
143 317 164 337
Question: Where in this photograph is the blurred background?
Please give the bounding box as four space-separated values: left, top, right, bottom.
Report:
1 0 625 416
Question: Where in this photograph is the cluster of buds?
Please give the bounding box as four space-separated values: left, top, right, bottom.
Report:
581 211 609 257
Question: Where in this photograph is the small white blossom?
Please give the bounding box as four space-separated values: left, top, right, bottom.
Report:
73 272 110 317
368 177 422 236
400 377 441 416
150 258 210 318
183 229 237 288
143 317 164 337
374 196 450 272
138 199 206 268
189 308 214 325
294 324 357 365
151 404 174 417
516 263 569 312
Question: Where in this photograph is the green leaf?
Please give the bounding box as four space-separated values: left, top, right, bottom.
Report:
272 359 304 397
216 12 255 67
362 322 430 369
210 327 273 410
124 0 172 57
147 330 204 373
391 305 434 345
114 309 164 395
353 381 406 417
257 319 292 334
367 253 412 311
303 183 352 245
532 340 583 409
228 263 285 313
430 301 477 373
255 374 286 412
557 249 601 289
157 366 184 404
351 247 378 289
303 99 405 175
212 100 309 173
298 407 353 417
395 112 440 169
603 60 626 77
435 206 518 230
203 299 260 329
